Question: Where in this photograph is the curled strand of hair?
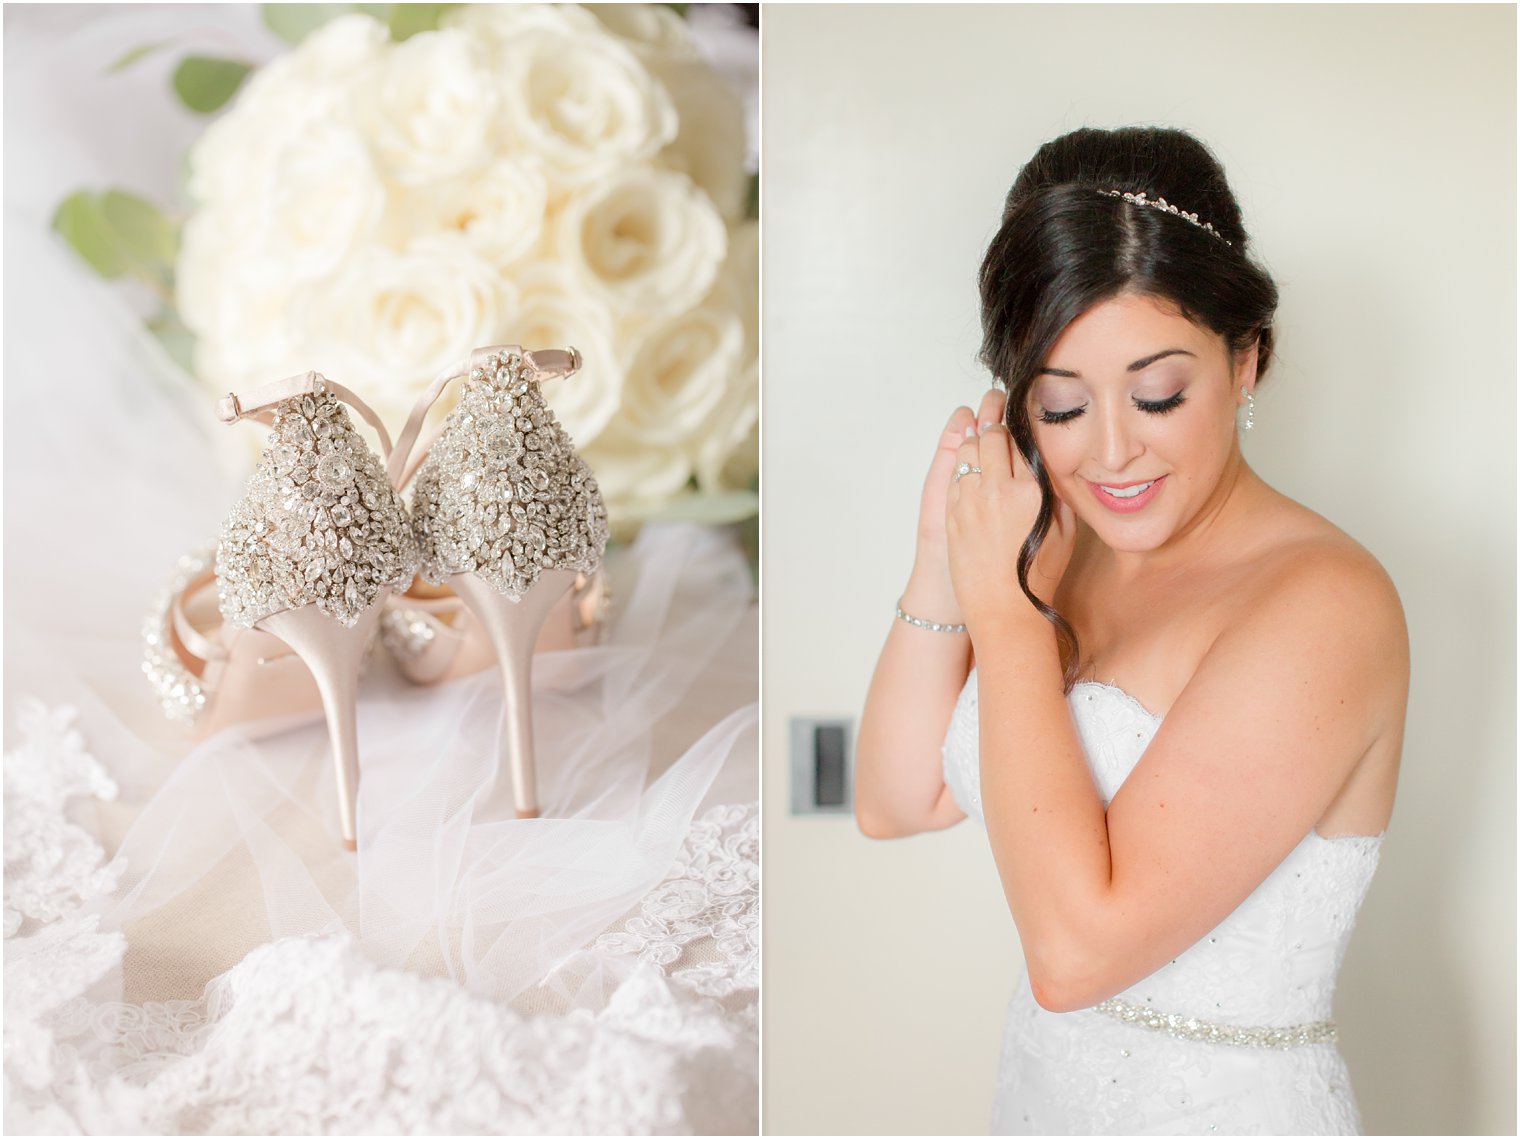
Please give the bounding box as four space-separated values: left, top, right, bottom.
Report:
1008 408 1082 693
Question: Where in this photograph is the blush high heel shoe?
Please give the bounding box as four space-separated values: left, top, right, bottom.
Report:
388 346 608 819
142 543 328 739
379 568 611 686
177 371 417 850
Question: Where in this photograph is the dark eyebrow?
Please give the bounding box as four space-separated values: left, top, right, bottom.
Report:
1038 348 1196 378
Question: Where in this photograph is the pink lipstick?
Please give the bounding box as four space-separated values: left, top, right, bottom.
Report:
1086 475 1166 514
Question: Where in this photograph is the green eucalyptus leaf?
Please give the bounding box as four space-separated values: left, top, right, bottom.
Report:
107 40 171 73
102 189 178 275
388 3 458 41
52 187 179 288
51 191 127 279
148 306 196 374
662 3 690 17
645 490 759 525
172 56 251 113
261 4 355 45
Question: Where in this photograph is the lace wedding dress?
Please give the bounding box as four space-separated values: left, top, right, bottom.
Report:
6 696 758 1134
942 670 1384 1136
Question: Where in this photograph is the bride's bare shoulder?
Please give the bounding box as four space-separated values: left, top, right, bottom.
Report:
1241 493 1407 673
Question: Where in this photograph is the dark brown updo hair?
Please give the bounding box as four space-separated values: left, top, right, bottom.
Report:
978 126 1279 691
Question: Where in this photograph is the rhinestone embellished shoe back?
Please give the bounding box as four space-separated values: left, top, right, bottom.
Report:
409 350 608 600
217 383 420 629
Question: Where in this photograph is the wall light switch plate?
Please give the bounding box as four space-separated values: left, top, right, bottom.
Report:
790 717 853 814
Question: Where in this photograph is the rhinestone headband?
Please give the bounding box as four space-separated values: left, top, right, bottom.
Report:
1097 189 1232 247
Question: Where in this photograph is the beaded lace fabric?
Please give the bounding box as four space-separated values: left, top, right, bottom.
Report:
217 386 419 629
5 702 759 1134
942 670 1383 1135
410 352 609 600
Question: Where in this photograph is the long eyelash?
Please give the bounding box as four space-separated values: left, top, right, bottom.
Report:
1135 392 1187 415
1037 404 1086 425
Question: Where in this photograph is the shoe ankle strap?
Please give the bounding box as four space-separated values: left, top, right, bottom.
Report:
170 566 295 680
387 345 582 490
217 371 395 458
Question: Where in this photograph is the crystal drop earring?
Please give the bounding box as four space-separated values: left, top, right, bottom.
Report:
1240 385 1255 432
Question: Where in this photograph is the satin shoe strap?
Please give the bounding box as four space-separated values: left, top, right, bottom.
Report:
387 345 583 491
170 568 295 686
217 371 395 458
388 360 465 491
467 345 580 379
170 568 228 666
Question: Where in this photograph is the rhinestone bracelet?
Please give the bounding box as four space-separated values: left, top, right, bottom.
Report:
1092 997 1336 1049
894 599 967 634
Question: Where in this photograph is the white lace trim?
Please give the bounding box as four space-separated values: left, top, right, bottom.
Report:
595 802 758 998
4 701 123 936
4 702 758 1135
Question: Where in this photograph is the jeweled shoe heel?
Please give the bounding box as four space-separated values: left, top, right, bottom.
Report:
391 345 608 821
214 371 418 850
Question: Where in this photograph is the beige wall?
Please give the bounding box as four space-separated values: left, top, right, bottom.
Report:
762 5 1515 1135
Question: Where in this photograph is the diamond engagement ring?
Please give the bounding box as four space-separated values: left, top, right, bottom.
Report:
954 463 982 482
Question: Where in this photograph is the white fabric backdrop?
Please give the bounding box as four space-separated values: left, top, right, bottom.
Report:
3 5 759 1133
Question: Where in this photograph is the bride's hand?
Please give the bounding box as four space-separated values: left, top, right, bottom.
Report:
905 390 1009 618
945 419 1076 631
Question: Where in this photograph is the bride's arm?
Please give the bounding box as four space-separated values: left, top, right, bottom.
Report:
855 395 1005 838
949 427 1409 1013
855 570 973 837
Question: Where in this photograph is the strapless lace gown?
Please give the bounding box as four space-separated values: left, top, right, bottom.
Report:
942 670 1384 1136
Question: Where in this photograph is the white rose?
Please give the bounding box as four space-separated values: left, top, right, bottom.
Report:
491 24 677 184
261 120 384 279
248 13 389 102
294 238 517 422
507 262 621 445
180 117 386 376
582 422 694 527
352 29 501 185
650 58 748 220
184 259 305 397
619 305 744 447
177 203 241 345
187 16 386 205
583 4 701 61
709 218 757 356
555 167 726 313
691 217 758 492
185 102 274 207
441 3 601 42
384 159 548 267
694 358 758 493
187 117 382 283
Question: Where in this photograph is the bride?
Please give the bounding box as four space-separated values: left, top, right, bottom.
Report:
855 126 1408 1135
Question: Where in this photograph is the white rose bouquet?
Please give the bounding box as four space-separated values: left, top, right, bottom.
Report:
55 3 758 534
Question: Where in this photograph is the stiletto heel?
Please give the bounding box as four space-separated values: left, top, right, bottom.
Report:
390 346 607 820
379 567 611 684
448 569 576 818
205 371 417 850
257 596 388 849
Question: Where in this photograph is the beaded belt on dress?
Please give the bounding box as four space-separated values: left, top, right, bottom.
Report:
1092 997 1337 1049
